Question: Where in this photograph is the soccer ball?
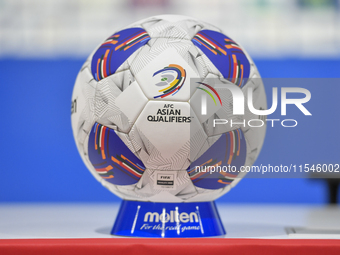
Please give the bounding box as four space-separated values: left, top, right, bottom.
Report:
71 14 266 202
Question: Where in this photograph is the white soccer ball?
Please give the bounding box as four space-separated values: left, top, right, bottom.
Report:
71 14 267 202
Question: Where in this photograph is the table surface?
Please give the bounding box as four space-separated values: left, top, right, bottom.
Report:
0 203 340 239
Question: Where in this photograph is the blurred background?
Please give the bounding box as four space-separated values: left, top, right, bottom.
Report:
0 0 340 204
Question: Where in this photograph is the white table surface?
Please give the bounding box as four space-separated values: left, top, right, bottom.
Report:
0 203 340 239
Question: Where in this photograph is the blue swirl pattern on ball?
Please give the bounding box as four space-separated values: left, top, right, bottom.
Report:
192 30 250 87
88 123 145 185
91 28 150 81
187 129 246 190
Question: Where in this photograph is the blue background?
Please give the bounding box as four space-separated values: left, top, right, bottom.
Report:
0 59 339 203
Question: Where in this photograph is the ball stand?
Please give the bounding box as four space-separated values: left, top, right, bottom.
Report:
111 200 226 237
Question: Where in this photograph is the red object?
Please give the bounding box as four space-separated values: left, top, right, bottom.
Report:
1 238 340 255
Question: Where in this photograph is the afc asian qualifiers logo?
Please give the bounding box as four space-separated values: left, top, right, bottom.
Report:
153 64 186 99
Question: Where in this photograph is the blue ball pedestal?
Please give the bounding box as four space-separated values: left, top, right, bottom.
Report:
111 200 226 237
